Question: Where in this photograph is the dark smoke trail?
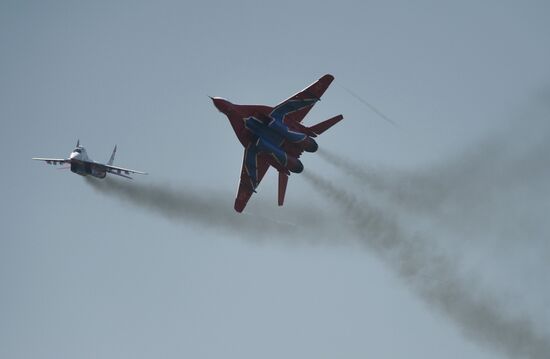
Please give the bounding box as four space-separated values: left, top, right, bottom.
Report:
317 147 389 192
84 161 550 358
318 96 550 216
84 176 328 240
303 170 550 359
318 119 550 244
317 147 443 211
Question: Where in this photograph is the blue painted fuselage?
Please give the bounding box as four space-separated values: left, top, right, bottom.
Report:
213 97 321 189
242 115 313 186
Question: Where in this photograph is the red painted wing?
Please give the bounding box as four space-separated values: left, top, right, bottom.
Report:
275 74 335 124
234 154 270 213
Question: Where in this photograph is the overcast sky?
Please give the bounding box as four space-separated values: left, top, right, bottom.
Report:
2 1 550 358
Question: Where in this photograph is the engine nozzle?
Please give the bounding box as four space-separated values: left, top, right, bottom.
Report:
303 137 318 153
287 156 304 173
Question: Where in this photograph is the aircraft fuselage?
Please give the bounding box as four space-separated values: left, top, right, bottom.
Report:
69 160 107 178
210 74 343 212
66 147 105 178
212 98 317 175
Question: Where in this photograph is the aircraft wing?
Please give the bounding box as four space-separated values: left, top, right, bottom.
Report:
32 157 69 165
271 74 335 125
234 147 270 212
94 163 148 179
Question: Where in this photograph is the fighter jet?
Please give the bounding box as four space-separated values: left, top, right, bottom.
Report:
33 140 147 179
212 74 343 212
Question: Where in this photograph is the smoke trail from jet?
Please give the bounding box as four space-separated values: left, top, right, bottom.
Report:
319 131 550 256
317 147 389 192
84 176 331 242
316 146 456 214
320 91 550 213
318 137 550 213
303 170 550 359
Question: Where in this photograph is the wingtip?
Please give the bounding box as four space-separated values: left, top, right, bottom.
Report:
234 200 246 213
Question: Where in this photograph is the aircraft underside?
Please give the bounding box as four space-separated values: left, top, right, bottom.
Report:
211 73 344 212
243 116 316 185
71 161 106 178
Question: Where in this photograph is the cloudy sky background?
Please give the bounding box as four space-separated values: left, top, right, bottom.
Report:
2 1 550 358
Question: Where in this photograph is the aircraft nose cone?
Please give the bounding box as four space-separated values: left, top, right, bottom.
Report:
211 97 232 114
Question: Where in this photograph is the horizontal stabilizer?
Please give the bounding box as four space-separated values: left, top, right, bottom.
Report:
309 114 344 135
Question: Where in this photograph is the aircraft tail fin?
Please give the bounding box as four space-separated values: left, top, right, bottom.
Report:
278 172 288 206
309 114 344 136
107 145 117 165
76 139 80 147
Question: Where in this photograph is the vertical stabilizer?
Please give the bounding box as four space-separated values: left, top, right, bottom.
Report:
108 145 117 165
278 172 288 206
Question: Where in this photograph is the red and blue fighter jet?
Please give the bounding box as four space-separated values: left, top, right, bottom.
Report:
211 74 344 212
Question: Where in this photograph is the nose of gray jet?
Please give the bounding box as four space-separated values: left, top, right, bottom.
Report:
211 97 233 114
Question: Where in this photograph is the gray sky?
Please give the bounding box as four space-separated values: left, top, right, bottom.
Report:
2 1 550 358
